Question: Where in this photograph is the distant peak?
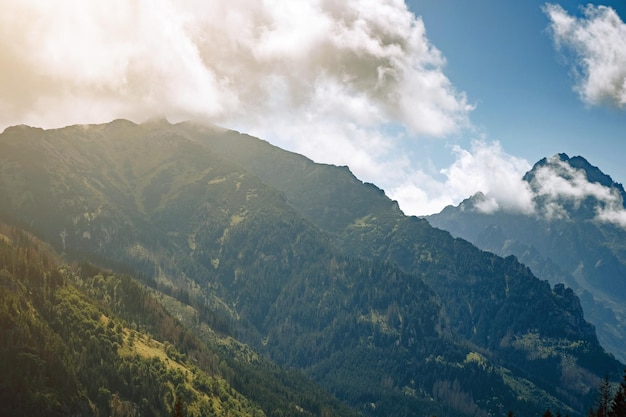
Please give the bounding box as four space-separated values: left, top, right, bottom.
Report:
525 153 622 193
454 192 487 212
522 153 626 219
109 118 138 126
1 124 45 135
141 117 172 127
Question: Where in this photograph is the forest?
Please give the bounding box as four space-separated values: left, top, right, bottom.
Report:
0 224 356 417
0 120 624 417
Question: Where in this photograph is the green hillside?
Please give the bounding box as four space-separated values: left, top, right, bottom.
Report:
0 120 622 417
0 224 356 417
194 122 622 407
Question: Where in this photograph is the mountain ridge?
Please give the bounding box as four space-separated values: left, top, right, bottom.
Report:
428 152 626 364
0 223 358 417
525 153 626 203
0 120 622 417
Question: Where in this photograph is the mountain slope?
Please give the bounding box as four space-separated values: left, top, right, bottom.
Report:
427 153 626 363
0 120 622 416
0 223 359 417
0 224 252 417
0 120 456 416
190 125 624 410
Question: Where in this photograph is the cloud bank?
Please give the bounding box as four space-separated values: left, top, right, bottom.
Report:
0 0 479 217
5 1 622 224
0 0 471 138
433 150 626 229
386 143 626 231
387 141 534 216
544 3 626 108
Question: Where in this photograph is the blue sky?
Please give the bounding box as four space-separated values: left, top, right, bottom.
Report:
406 0 626 191
1 0 625 216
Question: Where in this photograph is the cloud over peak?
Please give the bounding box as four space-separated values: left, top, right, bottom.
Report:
527 155 626 227
0 0 471 138
455 152 626 229
544 3 626 108
388 140 535 216
0 0 476 215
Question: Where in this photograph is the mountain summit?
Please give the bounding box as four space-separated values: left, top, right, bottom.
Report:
428 153 626 363
523 153 626 221
526 153 625 197
0 122 622 416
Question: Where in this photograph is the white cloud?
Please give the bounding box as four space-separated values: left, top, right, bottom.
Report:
596 201 626 228
0 0 476 220
389 169 461 217
443 142 535 214
531 157 616 203
527 155 626 227
0 0 471 139
544 3 626 108
392 147 626 231
387 140 535 216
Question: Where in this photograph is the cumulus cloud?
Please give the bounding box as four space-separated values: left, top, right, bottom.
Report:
0 0 237 126
596 203 626 228
394 147 626 230
442 142 535 214
0 0 471 137
0 0 477 220
531 157 616 203
528 155 626 227
387 140 535 216
544 3 626 108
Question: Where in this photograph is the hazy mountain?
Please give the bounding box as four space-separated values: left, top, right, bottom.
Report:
0 121 622 416
0 224 357 417
427 153 626 364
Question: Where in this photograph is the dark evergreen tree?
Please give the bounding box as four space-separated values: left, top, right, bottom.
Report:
611 370 626 417
598 376 613 417
171 396 184 417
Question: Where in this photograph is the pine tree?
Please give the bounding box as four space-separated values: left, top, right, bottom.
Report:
611 370 626 417
171 396 184 417
543 409 554 417
598 376 612 417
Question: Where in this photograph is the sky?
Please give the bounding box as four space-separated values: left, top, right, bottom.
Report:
0 0 625 217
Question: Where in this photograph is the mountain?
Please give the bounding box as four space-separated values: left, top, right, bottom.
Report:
427 153 626 364
0 121 622 416
0 224 358 417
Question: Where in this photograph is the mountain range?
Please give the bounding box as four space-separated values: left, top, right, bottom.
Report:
427 153 626 364
0 120 622 417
